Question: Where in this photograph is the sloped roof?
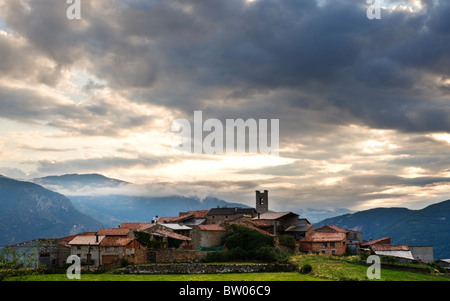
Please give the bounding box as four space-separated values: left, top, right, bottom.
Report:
160 223 192 231
58 232 97 247
158 214 194 224
100 236 135 247
361 237 391 247
120 222 153 230
153 230 191 241
371 244 410 251
182 209 210 218
284 224 314 232
197 224 226 231
316 225 349 233
252 211 298 220
374 250 414 260
68 235 105 246
208 207 256 216
97 228 131 236
300 231 346 243
247 219 273 228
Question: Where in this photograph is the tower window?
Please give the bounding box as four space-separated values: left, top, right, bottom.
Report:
259 197 264 205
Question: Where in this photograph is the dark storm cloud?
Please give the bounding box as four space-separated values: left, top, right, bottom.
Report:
2 0 450 137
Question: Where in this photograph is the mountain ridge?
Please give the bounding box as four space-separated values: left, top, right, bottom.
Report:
0 176 103 246
315 199 450 259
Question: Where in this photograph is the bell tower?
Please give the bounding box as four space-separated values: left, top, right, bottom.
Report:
255 190 269 214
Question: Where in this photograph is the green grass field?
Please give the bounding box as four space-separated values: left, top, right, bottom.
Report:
4 254 450 281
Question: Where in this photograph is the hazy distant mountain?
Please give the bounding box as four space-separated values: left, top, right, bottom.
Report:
33 173 352 228
315 200 450 259
33 173 129 191
69 195 252 228
0 175 102 247
292 207 353 224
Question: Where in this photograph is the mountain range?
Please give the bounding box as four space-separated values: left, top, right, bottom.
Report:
0 175 102 247
2 172 449 260
316 200 450 260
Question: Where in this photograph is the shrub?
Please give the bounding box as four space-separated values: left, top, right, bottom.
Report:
204 225 290 263
254 246 290 263
203 250 231 263
299 263 312 274
428 261 447 273
224 224 274 251
279 235 297 251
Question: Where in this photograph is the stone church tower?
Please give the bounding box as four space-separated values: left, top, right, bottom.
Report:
255 190 269 214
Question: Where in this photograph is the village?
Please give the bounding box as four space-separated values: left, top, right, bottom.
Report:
8 190 440 271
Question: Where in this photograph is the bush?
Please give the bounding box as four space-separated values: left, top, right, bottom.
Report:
223 225 274 251
279 235 297 251
203 225 290 263
203 250 229 263
428 261 447 273
299 263 312 274
254 246 290 263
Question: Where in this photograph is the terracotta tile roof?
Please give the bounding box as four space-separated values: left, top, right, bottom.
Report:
100 236 134 247
158 214 194 223
197 224 226 231
371 244 410 251
58 232 97 247
183 209 210 218
154 230 191 241
247 220 273 228
120 222 153 230
301 231 346 242
316 225 349 233
361 237 391 247
97 228 131 236
68 235 105 246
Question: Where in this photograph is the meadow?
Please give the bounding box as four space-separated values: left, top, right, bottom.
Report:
4 254 450 281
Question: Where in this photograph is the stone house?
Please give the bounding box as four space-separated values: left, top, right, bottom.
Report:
252 211 300 235
284 218 314 240
68 234 104 267
6 238 60 268
99 236 147 265
315 225 362 254
438 259 450 270
410 245 434 263
360 236 433 263
68 232 147 267
299 231 348 255
191 224 226 250
206 206 257 224
97 227 133 237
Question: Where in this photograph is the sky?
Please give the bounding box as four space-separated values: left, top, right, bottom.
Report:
0 0 449 212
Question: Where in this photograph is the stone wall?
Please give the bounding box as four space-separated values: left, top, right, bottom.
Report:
148 249 207 263
125 263 298 274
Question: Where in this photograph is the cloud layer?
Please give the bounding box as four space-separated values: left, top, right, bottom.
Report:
0 0 449 211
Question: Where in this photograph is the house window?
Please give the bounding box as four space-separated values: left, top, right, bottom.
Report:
322 242 327 248
321 249 325 254
330 242 335 248
77 246 81 250
342 242 346 245
332 250 336 255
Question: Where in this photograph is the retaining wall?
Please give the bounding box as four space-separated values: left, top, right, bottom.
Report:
125 263 298 274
